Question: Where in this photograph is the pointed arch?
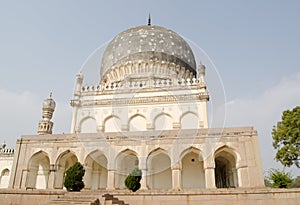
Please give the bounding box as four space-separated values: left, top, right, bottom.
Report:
153 112 173 131
26 151 50 189
0 168 10 188
180 147 205 189
80 116 97 133
103 115 121 132
128 114 146 131
180 111 199 129
147 148 172 190
84 150 108 190
115 149 139 189
214 145 239 188
54 150 78 189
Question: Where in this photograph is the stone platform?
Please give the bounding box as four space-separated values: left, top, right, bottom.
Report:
0 188 299 205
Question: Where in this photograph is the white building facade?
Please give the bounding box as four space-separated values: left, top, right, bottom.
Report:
3 24 265 190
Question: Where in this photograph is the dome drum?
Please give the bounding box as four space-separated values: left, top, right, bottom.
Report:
100 25 196 83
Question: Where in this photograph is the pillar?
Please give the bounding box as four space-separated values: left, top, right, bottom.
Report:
106 170 115 190
171 163 181 190
139 156 148 190
47 164 56 189
83 166 92 189
204 167 216 188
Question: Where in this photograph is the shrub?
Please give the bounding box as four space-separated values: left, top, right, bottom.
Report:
266 169 292 188
64 162 85 191
125 168 142 192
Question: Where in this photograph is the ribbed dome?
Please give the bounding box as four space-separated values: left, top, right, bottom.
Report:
100 25 196 80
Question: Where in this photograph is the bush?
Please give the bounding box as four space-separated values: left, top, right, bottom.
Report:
125 168 142 192
64 162 85 191
266 169 292 188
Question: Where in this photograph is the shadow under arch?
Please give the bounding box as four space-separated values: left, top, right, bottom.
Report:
180 111 199 129
214 145 239 188
115 148 139 189
180 147 205 189
54 150 78 189
26 150 50 189
128 113 147 131
79 116 97 133
153 112 173 131
84 149 108 190
147 147 172 190
103 115 121 132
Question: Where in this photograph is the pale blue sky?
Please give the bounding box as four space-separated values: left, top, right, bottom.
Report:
0 1 299 175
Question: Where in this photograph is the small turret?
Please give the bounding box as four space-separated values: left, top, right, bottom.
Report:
198 62 206 82
74 72 83 97
38 92 56 135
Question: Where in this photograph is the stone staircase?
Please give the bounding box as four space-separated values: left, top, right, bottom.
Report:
43 192 129 205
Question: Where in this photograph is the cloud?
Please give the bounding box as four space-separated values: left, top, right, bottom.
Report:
224 73 300 176
0 90 71 148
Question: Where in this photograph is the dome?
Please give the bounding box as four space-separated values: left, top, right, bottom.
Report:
43 94 56 110
100 25 196 82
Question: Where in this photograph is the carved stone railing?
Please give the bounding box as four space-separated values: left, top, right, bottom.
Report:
0 148 14 157
81 78 206 93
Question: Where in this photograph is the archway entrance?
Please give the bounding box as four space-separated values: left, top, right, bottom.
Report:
214 150 238 188
26 151 50 189
147 149 172 190
84 150 108 190
181 151 205 189
115 150 138 189
54 151 78 189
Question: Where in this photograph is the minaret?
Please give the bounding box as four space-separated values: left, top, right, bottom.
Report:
198 62 206 83
70 72 83 133
38 92 56 135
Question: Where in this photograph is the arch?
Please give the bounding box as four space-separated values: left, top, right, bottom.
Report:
128 114 146 131
104 115 121 132
115 149 139 189
153 113 173 131
180 147 205 189
180 111 199 129
0 168 10 188
80 116 97 133
147 148 172 190
54 150 78 189
84 150 108 190
26 151 50 189
214 146 238 188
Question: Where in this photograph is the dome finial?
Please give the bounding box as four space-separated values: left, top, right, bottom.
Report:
49 91 52 98
148 13 151 26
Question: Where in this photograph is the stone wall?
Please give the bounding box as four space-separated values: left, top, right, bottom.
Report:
0 188 299 205
0 189 65 205
112 189 300 205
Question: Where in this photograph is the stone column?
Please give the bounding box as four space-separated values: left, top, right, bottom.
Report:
171 163 181 190
54 167 65 189
204 156 216 189
139 156 148 190
106 170 115 190
83 166 92 189
47 164 56 189
204 167 216 188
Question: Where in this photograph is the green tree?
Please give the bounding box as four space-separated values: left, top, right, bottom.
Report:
64 162 85 191
125 168 142 192
272 106 300 168
266 169 293 188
